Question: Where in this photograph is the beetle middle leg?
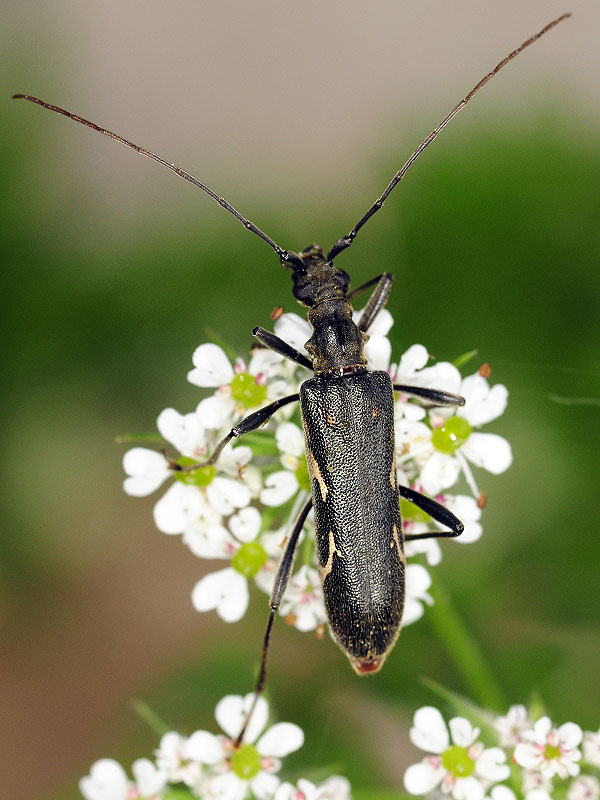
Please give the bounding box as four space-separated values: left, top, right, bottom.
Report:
234 496 313 747
170 393 299 472
400 484 464 541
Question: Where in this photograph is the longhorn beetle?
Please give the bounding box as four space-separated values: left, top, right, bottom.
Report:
15 13 570 742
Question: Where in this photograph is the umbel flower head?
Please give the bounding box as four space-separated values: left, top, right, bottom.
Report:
79 694 348 800
122 308 513 641
405 704 599 800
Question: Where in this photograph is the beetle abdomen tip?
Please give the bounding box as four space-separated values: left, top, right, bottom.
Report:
351 656 385 675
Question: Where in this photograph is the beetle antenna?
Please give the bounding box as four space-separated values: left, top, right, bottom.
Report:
12 94 291 264
327 12 571 261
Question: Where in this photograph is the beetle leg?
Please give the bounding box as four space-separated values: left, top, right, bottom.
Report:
400 485 464 541
234 496 313 747
253 326 313 369
349 273 394 332
393 384 465 407
170 393 299 472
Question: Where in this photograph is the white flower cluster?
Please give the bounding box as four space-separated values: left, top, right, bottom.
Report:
404 704 600 800
123 308 512 631
80 693 351 800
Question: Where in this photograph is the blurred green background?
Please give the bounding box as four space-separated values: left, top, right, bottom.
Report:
3 2 600 799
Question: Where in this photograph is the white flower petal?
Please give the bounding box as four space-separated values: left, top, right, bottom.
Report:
395 344 430 377
260 471 299 506
122 448 170 496
185 730 226 764
420 452 461 495
157 407 206 456
417 361 462 394
490 787 518 800
449 717 479 747
276 422 305 458
229 506 262 542
514 743 542 770
191 568 249 622
459 376 508 427
196 395 235 430
211 772 247 800
131 758 167 797
207 477 251 515
315 776 352 800
274 313 312 354
365 335 392 371
153 482 205 534
462 433 512 474
453 775 484 800
559 722 583 750
252 772 282 800
249 347 285 377
215 694 269 743
476 747 510 781
257 722 304 757
404 761 445 795
184 522 233 558
188 343 234 387
79 759 129 800
410 706 449 753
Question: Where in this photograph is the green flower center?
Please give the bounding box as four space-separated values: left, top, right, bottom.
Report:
174 457 216 486
545 744 561 760
231 373 267 408
231 542 268 577
295 457 311 492
432 416 472 455
230 743 262 780
441 745 476 778
400 497 432 523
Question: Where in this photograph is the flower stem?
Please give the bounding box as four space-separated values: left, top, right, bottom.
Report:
427 579 505 711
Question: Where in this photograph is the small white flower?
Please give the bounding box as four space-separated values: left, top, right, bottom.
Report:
403 564 434 625
80 759 129 800
568 775 600 800
212 694 304 800
155 729 224 788
419 373 512 497
583 728 600 768
192 566 250 622
404 706 510 800
191 507 269 623
123 447 171 497
280 564 327 631
514 716 583 779
494 704 531 747
259 422 306 507
275 776 351 800
79 757 167 800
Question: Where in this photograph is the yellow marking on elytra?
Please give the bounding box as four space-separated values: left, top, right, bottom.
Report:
371 406 380 419
307 447 329 501
321 529 343 580
391 523 405 564
390 463 396 491
326 412 337 425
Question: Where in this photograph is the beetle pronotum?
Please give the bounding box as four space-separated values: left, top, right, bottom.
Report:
15 12 570 741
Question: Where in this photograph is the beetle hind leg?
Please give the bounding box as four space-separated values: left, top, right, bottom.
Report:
400 484 464 541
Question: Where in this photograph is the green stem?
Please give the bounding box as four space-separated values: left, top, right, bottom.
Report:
427 579 505 711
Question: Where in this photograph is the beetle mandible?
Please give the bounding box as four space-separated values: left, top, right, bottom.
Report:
14 12 570 732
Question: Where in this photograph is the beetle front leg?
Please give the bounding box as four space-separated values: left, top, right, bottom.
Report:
400 484 464 541
253 326 313 370
170 393 299 472
234 496 313 747
348 273 394 333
